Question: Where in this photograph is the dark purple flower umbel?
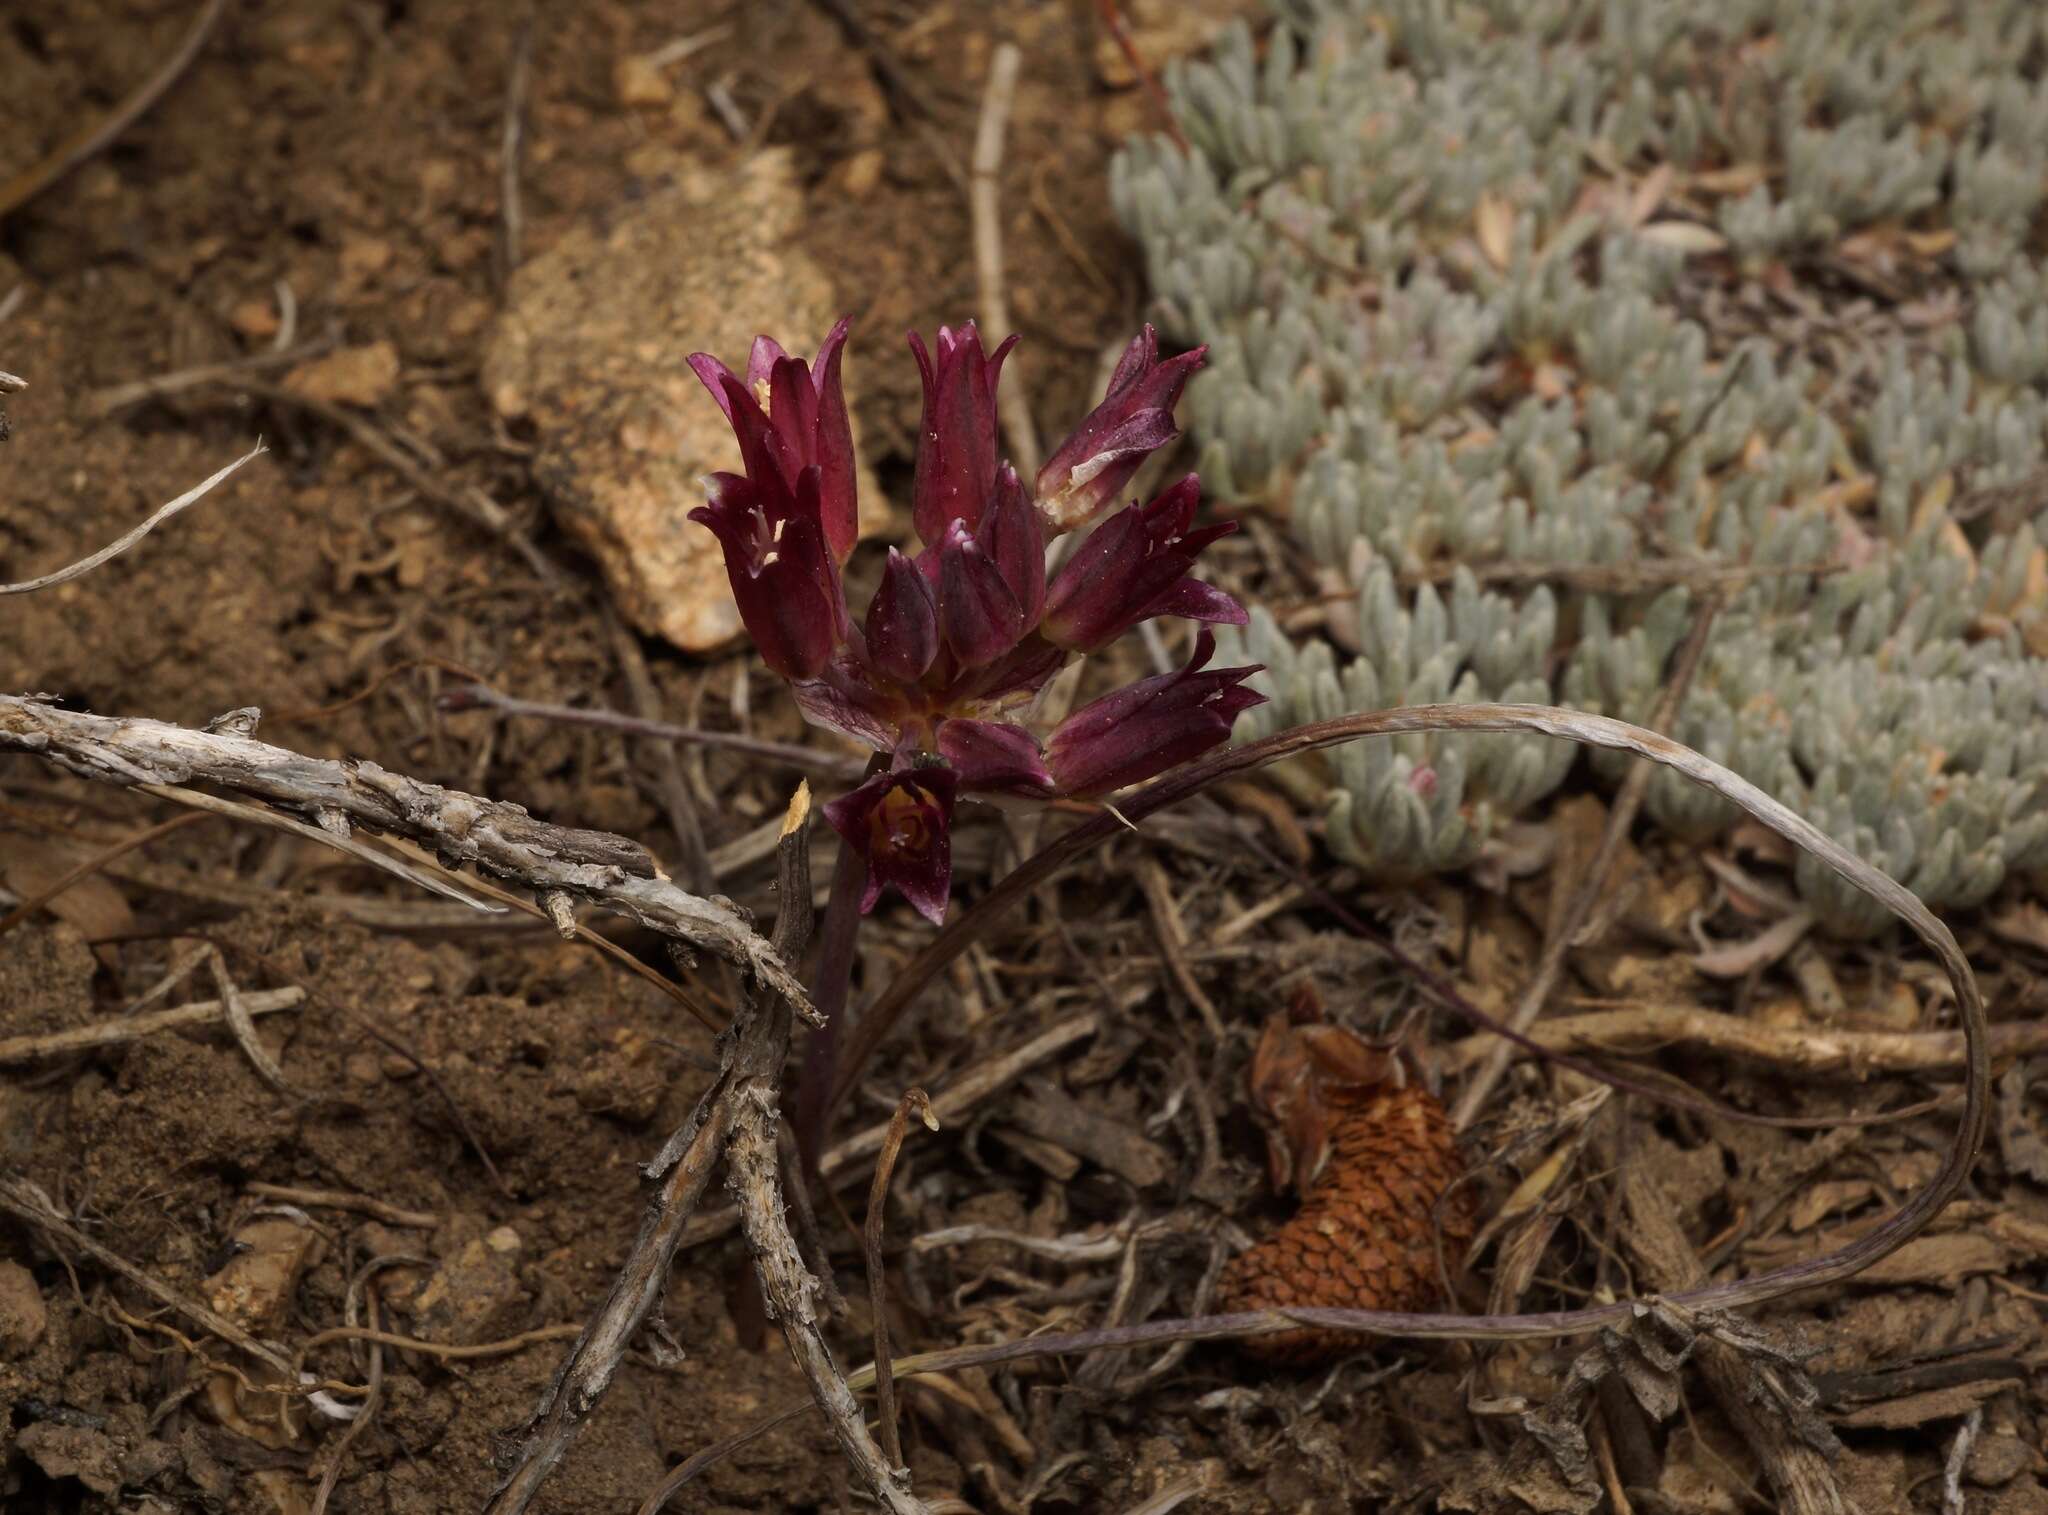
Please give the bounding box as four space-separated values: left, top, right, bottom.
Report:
1035 325 1206 532
692 316 1258 924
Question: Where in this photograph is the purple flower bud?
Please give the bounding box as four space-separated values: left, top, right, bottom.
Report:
933 519 1028 670
936 718 1054 795
1046 629 1265 798
1035 327 1205 533
909 323 1016 545
690 318 858 563
1041 475 1245 651
688 467 848 681
981 464 1046 629
863 548 940 684
823 765 958 925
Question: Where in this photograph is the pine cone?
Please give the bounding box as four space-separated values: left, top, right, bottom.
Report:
1221 1012 1471 1362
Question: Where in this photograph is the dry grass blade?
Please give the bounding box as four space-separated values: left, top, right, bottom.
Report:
135 783 502 913
0 0 228 219
829 703 1988 1334
866 1089 938 1473
0 444 263 595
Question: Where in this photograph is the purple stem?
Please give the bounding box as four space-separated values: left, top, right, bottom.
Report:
793 754 886 1170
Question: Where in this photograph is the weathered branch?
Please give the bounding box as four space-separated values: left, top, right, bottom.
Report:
0 694 809 1013
485 787 817 1515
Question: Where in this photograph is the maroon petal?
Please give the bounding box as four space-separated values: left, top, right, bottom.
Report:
864 547 940 684
981 465 1047 629
687 353 742 423
935 519 1027 669
746 334 792 394
812 317 858 563
1041 476 1240 651
937 718 1053 795
1036 330 1205 532
910 323 1017 544
1046 630 1266 797
823 767 958 924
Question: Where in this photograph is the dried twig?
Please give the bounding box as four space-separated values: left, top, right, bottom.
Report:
0 987 302 1067
244 1184 437 1229
866 1089 938 1472
606 613 714 893
680 1012 1101 1250
0 695 809 1012
1619 1162 1849 1514
235 379 562 588
205 945 292 1094
972 42 1039 480
731 1084 936 1513
442 681 871 781
84 343 333 416
485 787 816 1515
0 1175 294 1376
1452 597 1720 1128
498 11 536 287
0 0 228 219
1443 1004 2044 1077
0 444 263 595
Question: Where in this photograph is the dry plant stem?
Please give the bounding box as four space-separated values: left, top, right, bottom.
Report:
0 444 262 595
795 754 890 1169
233 379 561 588
674 1011 1101 1250
0 695 810 1014
0 988 301 1067
245 1183 436 1229
0 0 227 218
730 1090 934 1515
311 1286 385 1515
972 42 1039 480
0 810 211 938
1452 595 1720 1130
1445 1005 2046 1077
206 946 291 1094
607 613 714 894
866 1089 938 1473
497 11 536 288
485 788 816 1515
1094 0 1190 153
0 1176 294 1377
443 682 871 781
85 342 329 415
827 704 1989 1339
1620 1163 1849 1515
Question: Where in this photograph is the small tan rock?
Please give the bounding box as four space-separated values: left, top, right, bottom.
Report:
204 1216 324 1334
614 52 673 106
484 148 879 652
409 1227 527 1345
345 1052 384 1084
285 340 401 407
0 1259 48 1355
229 297 281 340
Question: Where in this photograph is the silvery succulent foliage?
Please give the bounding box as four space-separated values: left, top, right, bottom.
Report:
1114 0 2048 934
